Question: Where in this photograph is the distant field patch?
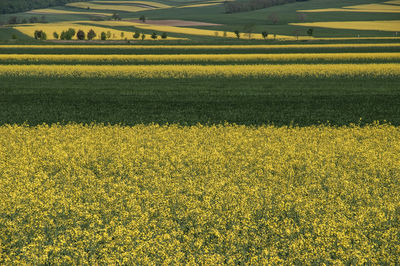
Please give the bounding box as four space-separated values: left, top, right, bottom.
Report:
91 0 171 8
27 8 111 16
127 19 222 26
176 2 223 8
299 3 400 13
66 2 152 12
290 21 400 32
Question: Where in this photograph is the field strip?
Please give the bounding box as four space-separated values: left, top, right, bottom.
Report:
1 53 399 64
290 21 400 32
1 43 400 50
1 123 399 263
1 64 399 78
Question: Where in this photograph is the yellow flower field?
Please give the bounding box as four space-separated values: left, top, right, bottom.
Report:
13 23 185 40
2 43 399 49
0 123 399 264
299 3 400 12
1 53 399 64
27 8 112 16
0 64 399 78
66 2 148 12
91 0 171 8
290 21 400 32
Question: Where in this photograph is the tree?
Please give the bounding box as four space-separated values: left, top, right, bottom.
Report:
67 28 75 38
87 29 96 40
60 31 66 40
139 15 146 23
34 30 46 40
40 15 46 23
234 30 240 39
120 32 124 38
77 29 85 40
261 31 268 40
243 23 255 39
151 32 157 40
21 18 27 24
101 31 107 40
161 32 167 39
53 32 59 39
141 33 145 40
307 28 313 37
111 13 121 21
133 31 140 39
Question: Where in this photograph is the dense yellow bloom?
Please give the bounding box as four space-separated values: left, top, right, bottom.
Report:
1 53 399 64
0 64 398 78
290 21 400 32
1 43 399 49
0 123 399 264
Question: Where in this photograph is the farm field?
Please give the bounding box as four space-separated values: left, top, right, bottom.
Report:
1 0 400 264
1 41 400 266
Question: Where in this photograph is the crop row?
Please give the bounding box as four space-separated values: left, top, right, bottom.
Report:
1 43 400 49
1 64 399 78
1 123 399 264
1 53 399 65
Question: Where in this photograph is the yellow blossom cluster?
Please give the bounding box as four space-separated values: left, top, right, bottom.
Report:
0 123 399 264
0 64 399 78
1 53 399 64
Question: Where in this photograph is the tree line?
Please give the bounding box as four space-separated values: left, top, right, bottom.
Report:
0 0 91 14
224 0 308 14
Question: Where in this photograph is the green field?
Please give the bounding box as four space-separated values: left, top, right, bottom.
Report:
0 44 399 126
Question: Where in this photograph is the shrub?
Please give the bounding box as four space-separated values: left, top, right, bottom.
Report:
87 29 96 40
141 33 145 40
101 32 107 40
106 31 111 39
161 32 167 39
34 30 46 40
133 31 140 39
139 15 146 23
261 31 268 39
151 32 157 40
307 28 314 37
234 30 240 39
76 30 85 40
53 32 59 39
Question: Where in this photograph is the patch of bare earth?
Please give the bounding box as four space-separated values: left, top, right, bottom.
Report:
128 19 222 26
